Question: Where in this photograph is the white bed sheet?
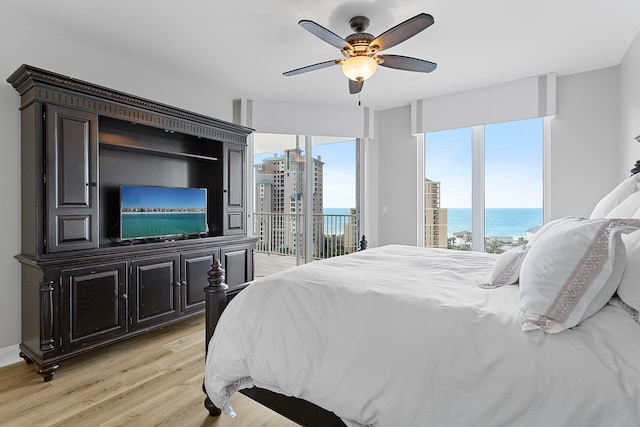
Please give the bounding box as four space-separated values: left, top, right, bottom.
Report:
205 245 640 426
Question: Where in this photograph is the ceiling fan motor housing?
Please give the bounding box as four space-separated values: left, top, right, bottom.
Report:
344 32 376 57
349 16 370 33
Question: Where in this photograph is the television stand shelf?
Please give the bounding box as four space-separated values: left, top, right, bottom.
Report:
8 64 257 381
100 140 220 162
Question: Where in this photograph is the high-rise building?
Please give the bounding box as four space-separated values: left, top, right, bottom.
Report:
425 179 448 248
344 207 357 254
255 149 324 256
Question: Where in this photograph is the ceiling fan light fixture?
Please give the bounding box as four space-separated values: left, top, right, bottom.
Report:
341 56 377 81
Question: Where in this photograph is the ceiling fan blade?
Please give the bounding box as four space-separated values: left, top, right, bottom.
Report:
299 20 353 50
283 60 341 76
377 54 437 73
349 79 364 94
370 13 434 51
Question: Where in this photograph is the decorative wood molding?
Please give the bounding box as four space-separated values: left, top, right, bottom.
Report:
39 281 55 352
7 64 253 144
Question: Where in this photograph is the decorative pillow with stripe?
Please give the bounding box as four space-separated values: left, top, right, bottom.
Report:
518 217 640 335
481 245 530 288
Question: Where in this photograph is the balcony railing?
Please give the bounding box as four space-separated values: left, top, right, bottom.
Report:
253 212 357 259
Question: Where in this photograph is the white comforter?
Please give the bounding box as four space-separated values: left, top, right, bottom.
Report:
205 245 640 426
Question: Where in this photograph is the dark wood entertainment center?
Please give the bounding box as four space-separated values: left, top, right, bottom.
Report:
7 64 257 381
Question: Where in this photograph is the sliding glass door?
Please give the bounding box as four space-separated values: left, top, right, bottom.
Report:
253 133 357 277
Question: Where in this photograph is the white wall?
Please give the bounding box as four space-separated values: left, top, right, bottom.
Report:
0 17 235 361
549 66 620 219
374 106 420 246
620 30 640 178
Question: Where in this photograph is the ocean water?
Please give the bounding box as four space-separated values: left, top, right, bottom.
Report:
323 208 352 215
121 212 207 239
322 208 353 235
447 208 542 238
323 207 543 238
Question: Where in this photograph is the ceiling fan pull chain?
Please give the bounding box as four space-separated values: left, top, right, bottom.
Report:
358 92 361 106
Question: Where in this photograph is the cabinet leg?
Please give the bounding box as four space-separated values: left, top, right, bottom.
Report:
37 364 59 382
203 381 221 416
19 351 34 364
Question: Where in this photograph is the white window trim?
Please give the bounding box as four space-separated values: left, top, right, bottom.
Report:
416 133 425 248
471 126 486 252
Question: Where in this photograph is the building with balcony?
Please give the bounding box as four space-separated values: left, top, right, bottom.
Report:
255 149 324 256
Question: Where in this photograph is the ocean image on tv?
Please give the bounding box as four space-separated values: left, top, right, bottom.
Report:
120 185 207 240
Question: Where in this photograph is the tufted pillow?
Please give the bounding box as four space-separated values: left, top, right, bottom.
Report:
590 174 640 218
519 217 640 335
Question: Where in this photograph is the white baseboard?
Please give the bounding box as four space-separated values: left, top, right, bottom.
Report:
0 345 22 368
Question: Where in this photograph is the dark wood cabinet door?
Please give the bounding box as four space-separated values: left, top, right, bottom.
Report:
181 248 220 314
60 262 127 352
223 143 246 235
130 255 180 328
220 244 254 287
45 104 99 253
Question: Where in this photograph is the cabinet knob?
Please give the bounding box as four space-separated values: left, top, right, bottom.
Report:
182 281 187 287
122 293 128 299
175 282 181 287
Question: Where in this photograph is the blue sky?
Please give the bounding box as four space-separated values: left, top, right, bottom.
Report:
121 185 207 209
425 118 543 208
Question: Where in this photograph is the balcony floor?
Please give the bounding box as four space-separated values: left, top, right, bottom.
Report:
254 252 299 278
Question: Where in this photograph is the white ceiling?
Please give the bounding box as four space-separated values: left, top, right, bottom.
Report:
5 0 640 110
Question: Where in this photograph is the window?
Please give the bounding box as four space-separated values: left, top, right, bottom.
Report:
424 118 544 252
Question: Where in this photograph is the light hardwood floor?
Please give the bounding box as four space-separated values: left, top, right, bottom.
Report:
0 314 297 427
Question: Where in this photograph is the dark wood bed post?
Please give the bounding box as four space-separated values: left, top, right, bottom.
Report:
359 235 368 251
203 258 227 417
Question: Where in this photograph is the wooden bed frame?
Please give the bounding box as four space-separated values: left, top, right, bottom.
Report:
202 237 368 426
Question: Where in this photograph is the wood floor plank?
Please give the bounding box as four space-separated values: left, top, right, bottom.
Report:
0 314 297 427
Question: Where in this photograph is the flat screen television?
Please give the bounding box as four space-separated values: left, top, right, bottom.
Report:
120 185 207 240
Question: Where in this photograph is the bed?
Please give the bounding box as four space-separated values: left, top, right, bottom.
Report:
202 163 640 426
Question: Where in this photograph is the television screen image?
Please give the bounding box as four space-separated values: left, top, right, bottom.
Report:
120 185 207 240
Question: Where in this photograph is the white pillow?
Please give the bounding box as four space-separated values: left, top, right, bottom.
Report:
615 196 640 313
480 245 529 288
590 174 640 218
526 217 566 245
617 231 640 313
480 217 571 289
519 217 640 335
605 192 640 218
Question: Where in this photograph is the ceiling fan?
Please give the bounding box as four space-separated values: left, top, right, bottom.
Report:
283 13 437 95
